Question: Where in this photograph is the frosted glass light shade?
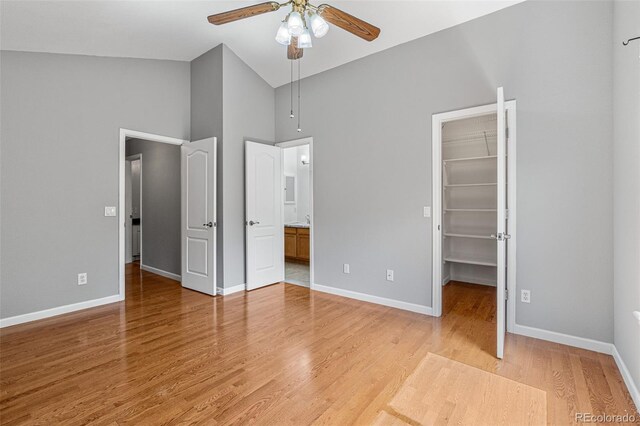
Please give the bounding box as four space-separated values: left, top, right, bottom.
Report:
287 12 304 36
298 28 313 48
309 13 329 38
275 22 291 45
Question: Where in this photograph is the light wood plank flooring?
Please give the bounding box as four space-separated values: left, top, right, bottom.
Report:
0 267 637 425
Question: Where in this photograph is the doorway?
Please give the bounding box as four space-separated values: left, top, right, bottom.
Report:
118 129 217 299
125 154 142 265
281 141 312 287
244 137 314 291
431 91 517 359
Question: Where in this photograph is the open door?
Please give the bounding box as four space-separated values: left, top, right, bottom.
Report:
496 87 508 359
181 137 217 296
245 141 284 291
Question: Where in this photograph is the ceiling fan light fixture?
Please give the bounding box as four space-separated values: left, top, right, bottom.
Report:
287 11 305 36
309 13 329 38
298 28 313 48
275 21 292 45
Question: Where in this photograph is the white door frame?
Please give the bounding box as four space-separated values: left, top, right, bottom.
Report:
430 102 517 333
275 137 314 287
118 129 187 300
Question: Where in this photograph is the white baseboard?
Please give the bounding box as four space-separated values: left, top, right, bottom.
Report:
0 294 122 328
512 323 613 354
217 284 246 296
612 346 640 411
311 283 433 316
442 275 451 285
140 264 181 282
450 274 496 287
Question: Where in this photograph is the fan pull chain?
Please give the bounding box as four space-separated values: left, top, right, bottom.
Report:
289 60 294 119
297 59 302 132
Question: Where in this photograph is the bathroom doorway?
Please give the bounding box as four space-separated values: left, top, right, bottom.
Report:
278 138 313 287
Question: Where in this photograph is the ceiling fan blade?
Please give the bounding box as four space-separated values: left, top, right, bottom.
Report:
317 4 380 41
288 38 304 60
208 2 281 25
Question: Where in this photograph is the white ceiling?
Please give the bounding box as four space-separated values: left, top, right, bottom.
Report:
0 1 524 87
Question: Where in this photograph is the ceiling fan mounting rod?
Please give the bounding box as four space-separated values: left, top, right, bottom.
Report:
291 0 313 14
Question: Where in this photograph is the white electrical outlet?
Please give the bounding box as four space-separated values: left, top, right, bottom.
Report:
386 269 394 281
343 264 350 274
423 206 431 218
78 273 88 286
521 289 531 303
104 206 117 217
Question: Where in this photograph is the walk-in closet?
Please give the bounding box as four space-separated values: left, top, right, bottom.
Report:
442 113 499 287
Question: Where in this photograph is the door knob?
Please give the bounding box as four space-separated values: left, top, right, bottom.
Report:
203 222 213 228
248 220 260 226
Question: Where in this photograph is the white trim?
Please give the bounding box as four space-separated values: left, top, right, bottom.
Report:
431 101 517 331
311 283 433 316
512 323 613 354
0 295 122 328
119 129 188 301
276 137 314 288
612 346 640 410
506 102 517 333
432 113 443 317
140 264 181 282
276 137 313 149
217 284 246 296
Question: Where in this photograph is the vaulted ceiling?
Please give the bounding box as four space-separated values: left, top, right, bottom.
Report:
1 1 524 87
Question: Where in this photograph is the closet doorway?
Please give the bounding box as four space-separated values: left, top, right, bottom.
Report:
432 88 517 359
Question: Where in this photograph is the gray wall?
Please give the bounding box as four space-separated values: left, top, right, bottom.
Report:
613 0 640 392
190 45 224 287
126 138 181 276
1 51 190 318
189 44 274 289
221 45 275 288
275 0 614 342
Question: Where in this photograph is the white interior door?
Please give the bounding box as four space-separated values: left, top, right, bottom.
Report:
181 137 217 296
125 160 133 264
496 87 508 359
246 141 284 290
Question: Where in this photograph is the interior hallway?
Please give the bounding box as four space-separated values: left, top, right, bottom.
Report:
0 265 636 425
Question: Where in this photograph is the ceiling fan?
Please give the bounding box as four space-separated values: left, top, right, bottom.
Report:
207 0 381 60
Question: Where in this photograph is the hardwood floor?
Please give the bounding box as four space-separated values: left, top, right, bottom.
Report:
0 269 637 425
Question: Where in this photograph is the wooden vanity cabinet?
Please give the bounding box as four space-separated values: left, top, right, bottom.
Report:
285 227 310 263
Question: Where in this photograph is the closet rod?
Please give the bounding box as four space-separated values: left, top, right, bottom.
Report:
443 130 497 144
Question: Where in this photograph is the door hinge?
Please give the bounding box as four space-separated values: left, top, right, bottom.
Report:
505 288 509 300
506 126 510 141
505 209 509 220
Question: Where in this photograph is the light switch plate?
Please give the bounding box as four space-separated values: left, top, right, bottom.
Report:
343 264 350 274
424 207 431 218
104 206 117 217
